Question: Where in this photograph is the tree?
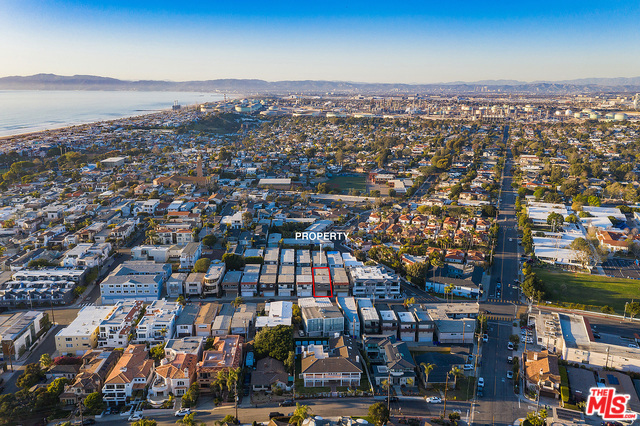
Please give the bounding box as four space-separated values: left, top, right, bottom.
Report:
40 353 53 368
406 262 428 286
17 363 44 389
388 189 397 198
222 253 245 270
522 262 532 276
47 377 69 396
133 420 158 426
317 182 331 194
626 301 640 319
368 402 390 426
83 391 104 412
176 413 197 426
420 362 435 386
202 235 217 247
521 226 533 254
253 325 294 362
150 343 166 362
449 366 463 388
546 212 564 230
525 409 547 426
354 250 367 262
284 351 296 374
176 295 187 306
193 258 211 273
242 212 253 228
449 411 461 425
444 283 455 303
289 403 312 426
181 383 200 408
218 415 238 425
232 296 244 308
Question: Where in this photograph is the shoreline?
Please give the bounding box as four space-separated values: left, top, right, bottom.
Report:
0 107 173 141
0 90 238 141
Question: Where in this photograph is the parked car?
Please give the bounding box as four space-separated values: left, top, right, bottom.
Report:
279 400 295 407
388 396 399 403
425 396 442 403
482 334 489 343
507 371 514 379
507 356 513 364
175 409 191 417
269 412 284 419
478 377 485 388
128 414 143 422
507 342 514 350
463 364 473 371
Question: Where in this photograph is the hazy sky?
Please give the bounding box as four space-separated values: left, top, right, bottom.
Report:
1 0 639 84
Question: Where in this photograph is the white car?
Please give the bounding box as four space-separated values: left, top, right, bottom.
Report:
507 342 514 350
463 364 473 371
507 371 514 379
175 408 191 417
426 396 442 403
477 377 485 387
128 414 143 422
483 334 489 342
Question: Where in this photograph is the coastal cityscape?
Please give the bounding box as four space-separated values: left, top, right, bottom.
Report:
1 1 640 426
0 91 639 426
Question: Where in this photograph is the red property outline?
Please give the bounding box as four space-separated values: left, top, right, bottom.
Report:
311 267 333 298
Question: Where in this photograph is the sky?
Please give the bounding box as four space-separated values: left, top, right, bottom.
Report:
1 0 639 84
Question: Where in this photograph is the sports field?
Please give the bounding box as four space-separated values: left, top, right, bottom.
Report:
535 267 640 313
324 175 368 193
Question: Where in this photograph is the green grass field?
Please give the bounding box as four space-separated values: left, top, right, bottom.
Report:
324 175 367 193
535 267 640 313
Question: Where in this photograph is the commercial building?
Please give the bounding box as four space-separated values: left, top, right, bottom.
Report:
0 311 48 360
56 306 114 356
100 261 171 304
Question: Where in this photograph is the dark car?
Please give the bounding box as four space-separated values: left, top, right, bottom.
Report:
269 412 284 419
243 387 250 396
388 396 399 403
279 400 295 407
83 420 96 426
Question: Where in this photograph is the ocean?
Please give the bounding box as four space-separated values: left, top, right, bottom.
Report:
0 90 227 137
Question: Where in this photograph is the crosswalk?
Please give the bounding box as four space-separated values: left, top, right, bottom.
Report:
484 314 514 321
80 302 95 307
486 298 520 303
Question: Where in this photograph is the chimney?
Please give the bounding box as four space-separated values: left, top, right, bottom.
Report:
533 352 539 361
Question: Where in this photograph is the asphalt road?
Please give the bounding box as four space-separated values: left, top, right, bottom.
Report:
77 396 473 425
471 128 531 425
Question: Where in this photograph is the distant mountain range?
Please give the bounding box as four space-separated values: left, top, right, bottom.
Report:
1 73 640 95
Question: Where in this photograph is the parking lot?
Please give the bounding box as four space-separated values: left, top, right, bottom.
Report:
602 258 640 280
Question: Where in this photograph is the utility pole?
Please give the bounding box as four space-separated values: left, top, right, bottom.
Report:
442 371 450 417
235 379 238 422
387 368 391 411
78 399 84 426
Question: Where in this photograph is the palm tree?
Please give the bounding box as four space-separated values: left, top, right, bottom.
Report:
450 366 463 389
444 284 455 303
289 403 312 426
420 362 435 388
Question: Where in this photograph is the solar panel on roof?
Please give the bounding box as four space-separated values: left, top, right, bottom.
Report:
607 374 619 385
